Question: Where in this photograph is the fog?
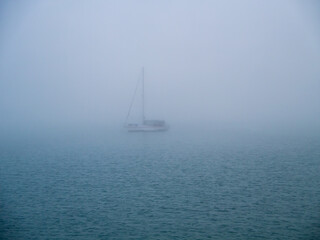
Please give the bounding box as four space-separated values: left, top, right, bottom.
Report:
1 0 319 133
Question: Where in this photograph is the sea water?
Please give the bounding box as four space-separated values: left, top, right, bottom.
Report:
0 127 319 239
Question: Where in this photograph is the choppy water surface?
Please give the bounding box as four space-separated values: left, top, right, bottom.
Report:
1 128 320 239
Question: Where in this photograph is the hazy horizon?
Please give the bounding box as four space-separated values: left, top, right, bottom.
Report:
1 0 320 133
1 2 320 239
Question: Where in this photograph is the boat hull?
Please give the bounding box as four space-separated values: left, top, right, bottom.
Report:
126 125 169 132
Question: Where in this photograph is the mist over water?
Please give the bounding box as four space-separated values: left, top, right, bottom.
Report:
1 0 320 239
0 0 319 133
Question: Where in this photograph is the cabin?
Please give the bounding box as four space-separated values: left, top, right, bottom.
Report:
143 120 166 127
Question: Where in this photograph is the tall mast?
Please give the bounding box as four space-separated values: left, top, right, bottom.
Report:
142 67 145 123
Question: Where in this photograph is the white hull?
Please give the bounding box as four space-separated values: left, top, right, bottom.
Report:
126 124 169 132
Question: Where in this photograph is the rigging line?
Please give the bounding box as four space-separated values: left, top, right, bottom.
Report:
124 74 141 124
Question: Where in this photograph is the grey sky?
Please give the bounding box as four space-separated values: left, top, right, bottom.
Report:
0 0 319 131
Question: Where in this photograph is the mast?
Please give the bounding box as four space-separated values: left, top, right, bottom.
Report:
142 67 145 123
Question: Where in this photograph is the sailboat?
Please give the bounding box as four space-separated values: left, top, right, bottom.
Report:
124 68 169 132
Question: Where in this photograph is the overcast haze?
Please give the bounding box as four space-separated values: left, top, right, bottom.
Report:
1 0 320 132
